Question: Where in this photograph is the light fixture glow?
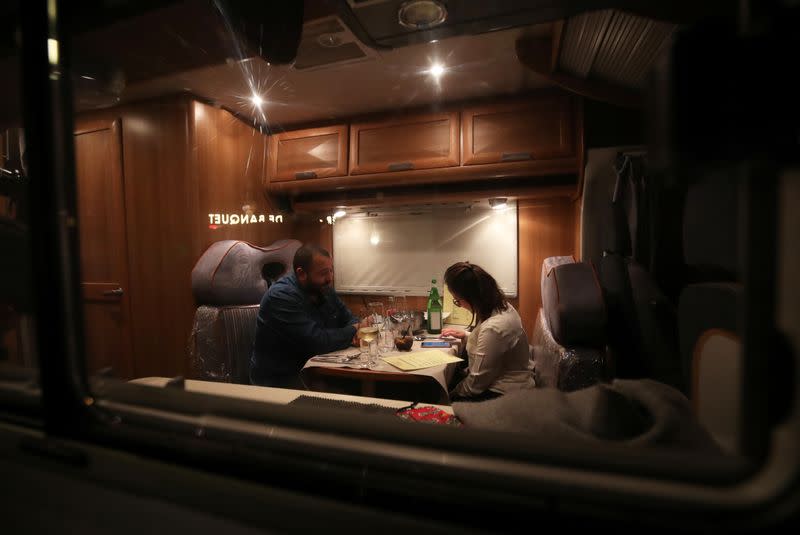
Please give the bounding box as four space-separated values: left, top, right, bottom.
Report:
489 197 508 210
333 209 346 219
428 63 445 78
47 38 59 65
250 94 263 107
370 232 381 246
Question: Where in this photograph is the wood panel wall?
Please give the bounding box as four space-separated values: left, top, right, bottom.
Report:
190 101 287 257
118 97 196 378
573 196 583 261
70 94 579 378
517 198 576 339
76 96 295 379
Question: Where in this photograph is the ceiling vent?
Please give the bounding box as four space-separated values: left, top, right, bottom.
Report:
293 16 377 70
559 9 675 89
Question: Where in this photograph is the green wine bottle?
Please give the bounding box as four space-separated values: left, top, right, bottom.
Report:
426 278 442 334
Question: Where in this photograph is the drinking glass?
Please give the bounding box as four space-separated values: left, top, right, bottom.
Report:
378 324 395 354
367 301 384 325
358 324 380 368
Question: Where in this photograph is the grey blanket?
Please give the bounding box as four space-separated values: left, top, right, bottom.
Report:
453 379 721 453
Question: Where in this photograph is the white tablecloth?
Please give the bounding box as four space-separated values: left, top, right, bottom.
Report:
300 339 462 400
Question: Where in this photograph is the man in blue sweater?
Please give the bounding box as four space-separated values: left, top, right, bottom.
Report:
250 243 367 388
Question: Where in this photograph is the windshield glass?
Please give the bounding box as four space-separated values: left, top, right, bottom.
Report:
2 0 797 501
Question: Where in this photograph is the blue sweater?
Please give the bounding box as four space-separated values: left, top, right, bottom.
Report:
250 273 358 383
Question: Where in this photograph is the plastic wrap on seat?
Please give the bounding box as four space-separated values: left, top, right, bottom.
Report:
189 304 259 383
532 308 606 392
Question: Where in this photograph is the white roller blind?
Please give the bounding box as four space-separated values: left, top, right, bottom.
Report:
333 201 517 296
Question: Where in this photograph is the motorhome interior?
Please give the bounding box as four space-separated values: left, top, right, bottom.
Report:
0 0 798 532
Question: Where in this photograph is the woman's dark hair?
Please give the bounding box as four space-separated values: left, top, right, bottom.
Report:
444 262 507 324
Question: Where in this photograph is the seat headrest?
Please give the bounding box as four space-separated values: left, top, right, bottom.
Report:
542 261 607 347
540 255 576 303
683 173 740 278
191 239 301 306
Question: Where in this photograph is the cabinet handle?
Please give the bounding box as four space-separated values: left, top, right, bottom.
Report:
388 162 414 171
102 287 124 297
295 171 318 179
501 152 532 162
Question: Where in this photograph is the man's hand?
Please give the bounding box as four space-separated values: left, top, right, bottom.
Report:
351 316 374 346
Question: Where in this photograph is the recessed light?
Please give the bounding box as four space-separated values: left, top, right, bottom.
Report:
333 209 346 219
317 33 344 48
428 63 445 78
398 0 447 30
251 94 263 107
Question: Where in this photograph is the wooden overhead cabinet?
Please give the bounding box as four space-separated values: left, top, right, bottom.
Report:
267 124 348 182
462 94 575 165
349 111 459 175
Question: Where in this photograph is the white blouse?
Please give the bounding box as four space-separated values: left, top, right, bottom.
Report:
451 304 535 398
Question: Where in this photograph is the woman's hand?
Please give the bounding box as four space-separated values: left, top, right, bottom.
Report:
441 327 467 341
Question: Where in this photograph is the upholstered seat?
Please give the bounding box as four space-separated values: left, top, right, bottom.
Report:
532 255 608 392
677 174 743 453
188 239 301 383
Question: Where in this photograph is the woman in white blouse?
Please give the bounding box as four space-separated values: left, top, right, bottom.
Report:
442 262 535 402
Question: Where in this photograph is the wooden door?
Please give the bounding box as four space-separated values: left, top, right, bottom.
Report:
74 118 135 378
349 111 459 175
462 95 575 165
267 124 348 182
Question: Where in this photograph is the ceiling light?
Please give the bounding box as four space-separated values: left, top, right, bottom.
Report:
333 209 346 219
398 0 447 30
489 197 508 210
428 63 445 78
250 94 263 107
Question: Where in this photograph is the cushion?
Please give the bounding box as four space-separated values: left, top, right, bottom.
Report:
542 261 607 347
531 308 606 392
189 304 260 384
191 239 301 306
452 378 722 454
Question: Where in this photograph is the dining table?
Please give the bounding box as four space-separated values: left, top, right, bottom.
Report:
300 335 465 405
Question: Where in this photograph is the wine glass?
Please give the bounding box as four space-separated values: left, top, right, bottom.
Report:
367 301 384 325
358 324 380 368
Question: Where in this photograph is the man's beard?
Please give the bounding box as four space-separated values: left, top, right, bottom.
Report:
303 280 331 298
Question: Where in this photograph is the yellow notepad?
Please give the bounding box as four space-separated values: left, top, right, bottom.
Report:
382 350 463 371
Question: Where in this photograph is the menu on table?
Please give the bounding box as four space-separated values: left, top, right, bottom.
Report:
382 350 463 371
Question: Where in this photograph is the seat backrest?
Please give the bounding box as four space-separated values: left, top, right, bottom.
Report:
593 150 684 392
677 174 743 453
532 255 608 391
189 239 301 383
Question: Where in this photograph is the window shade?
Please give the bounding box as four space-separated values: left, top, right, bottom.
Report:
333 201 517 296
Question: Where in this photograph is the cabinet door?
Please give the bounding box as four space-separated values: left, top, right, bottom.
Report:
349 111 459 175
74 118 135 379
462 95 574 165
268 125 348 182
